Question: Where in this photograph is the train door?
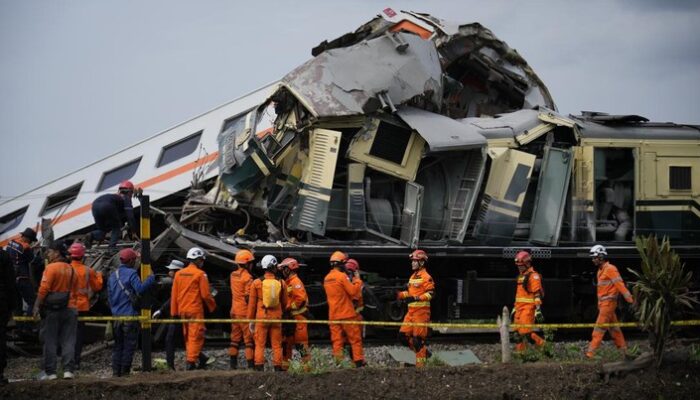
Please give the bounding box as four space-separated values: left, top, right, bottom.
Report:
529 146 574 245
593 147 635 242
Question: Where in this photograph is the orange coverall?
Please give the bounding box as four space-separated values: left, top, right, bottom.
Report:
587 261 634 357
229 267 254 363
247 271 288 368
70 260 103 312
282 273 310 368
170 264 217 363
513 267 545 352
323 268 364 363
398 268 434 367
38 262 79 309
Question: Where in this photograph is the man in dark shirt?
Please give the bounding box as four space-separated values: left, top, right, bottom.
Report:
5 227 38 325
0 248 17 385
88 181 139 249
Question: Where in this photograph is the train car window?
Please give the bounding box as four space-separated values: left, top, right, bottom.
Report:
669 166 691 190
40 182 83 216
157 131 202 167
96 158 141 192
0 206 29 236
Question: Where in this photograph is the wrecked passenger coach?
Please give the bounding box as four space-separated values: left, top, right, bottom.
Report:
2 9 699 324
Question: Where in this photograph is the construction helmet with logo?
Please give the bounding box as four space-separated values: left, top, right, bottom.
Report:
330 251 348 264
119 248 139 264
409 249 428 262
186 247 206 260
590 244 607 258
514 250 531 266
279 257 301 271
261 254 278 270
234 249 255 264
345 258 360 272
119 180 135 193
68 242 86 259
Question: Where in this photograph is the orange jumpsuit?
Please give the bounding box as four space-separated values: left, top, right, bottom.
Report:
513 267 545 352
324 268 363 363
398 268 434 367
37 262 79 309
170 264 217 363
282 273 310 368
587 261 634 357
229 267 254 363
70 260 103 312
247 271 288 368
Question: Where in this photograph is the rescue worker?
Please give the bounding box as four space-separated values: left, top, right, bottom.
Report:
229 249 256 369
108 248 155 377
68 242 103 370
0 248 17 385
323 251 365 367
397 249 435 367
87 180 139 249
586 244 634 358
171 247 217 370
344 258 365 359
5 227 39 327
247 255 287 371
32 240 78 380
279 257 310 369
511 250 545 352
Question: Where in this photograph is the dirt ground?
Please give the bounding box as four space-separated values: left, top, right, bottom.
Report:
2 359 699 400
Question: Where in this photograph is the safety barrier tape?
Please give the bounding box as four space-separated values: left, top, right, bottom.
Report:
12 316 700 329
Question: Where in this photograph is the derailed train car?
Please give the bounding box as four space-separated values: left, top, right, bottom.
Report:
2 9 699 325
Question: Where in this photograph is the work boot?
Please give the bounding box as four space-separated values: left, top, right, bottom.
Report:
354 360 367 368
230 356 238 370
120 366 130 377
186 362 197 371
198 354 209 370
247 359 255 369
112 369 121 378
254 365 264 372
84 233 93 249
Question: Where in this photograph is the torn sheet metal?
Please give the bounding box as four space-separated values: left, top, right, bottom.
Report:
397 106 486 152
282 32 443 118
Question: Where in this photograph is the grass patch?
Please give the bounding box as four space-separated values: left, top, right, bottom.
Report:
288 348 354 375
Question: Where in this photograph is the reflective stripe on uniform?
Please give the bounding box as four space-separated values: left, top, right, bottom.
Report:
597 277 622 286
408 301 430 307
515 297 536 303
598 295 618 301
291 307 308 316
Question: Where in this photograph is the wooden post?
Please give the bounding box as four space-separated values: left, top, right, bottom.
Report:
499 306 511 363
140 195 152 372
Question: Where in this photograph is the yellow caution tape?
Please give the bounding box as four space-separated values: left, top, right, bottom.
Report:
11 316 700 329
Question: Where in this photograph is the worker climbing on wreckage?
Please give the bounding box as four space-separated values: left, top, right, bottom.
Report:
86 180 141 250
397 249 435 367
511 250 546 353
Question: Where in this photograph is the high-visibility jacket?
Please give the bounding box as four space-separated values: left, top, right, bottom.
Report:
398 269 434 309
596 261 634 304
6 237 33 278
38 261 79 309
324 268 362 320
285 274 308 316
71 260 103 312
170 264 216 317
514 267 543 307
230 267 253 316
247 271 287 320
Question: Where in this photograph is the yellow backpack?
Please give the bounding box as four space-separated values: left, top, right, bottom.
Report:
261 278 282 308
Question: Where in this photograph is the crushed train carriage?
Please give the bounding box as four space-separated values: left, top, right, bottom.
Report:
1 9 699 327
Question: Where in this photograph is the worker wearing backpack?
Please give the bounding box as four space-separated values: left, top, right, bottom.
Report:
247 255 288 371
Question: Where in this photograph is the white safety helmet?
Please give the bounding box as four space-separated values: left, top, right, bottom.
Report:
261 254 278 270
589 244 607 258
186 247 206 260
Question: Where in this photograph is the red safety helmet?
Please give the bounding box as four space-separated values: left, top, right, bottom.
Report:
119 248 139 263
409 249 428 262
119 180 135 192
68 242 86 259
234 249 255 264
330 251 348 264
345 258 360 272
279 257 301 271
515 250 531 266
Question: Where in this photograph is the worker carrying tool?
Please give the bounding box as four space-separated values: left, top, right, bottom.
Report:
247 255 288 371
511 250 545 352
87 180 141 250
229 249 255 369
397 249 435 367
68 242 103 370
324 251 365 367
279 257 311 370
171 247 217 370
586 244 634 359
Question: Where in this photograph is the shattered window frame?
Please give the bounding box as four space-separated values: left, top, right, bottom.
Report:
40 182 83 216
156 131 203 168
96 157 142 192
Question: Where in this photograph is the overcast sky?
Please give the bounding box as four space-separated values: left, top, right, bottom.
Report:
1 0 699 199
